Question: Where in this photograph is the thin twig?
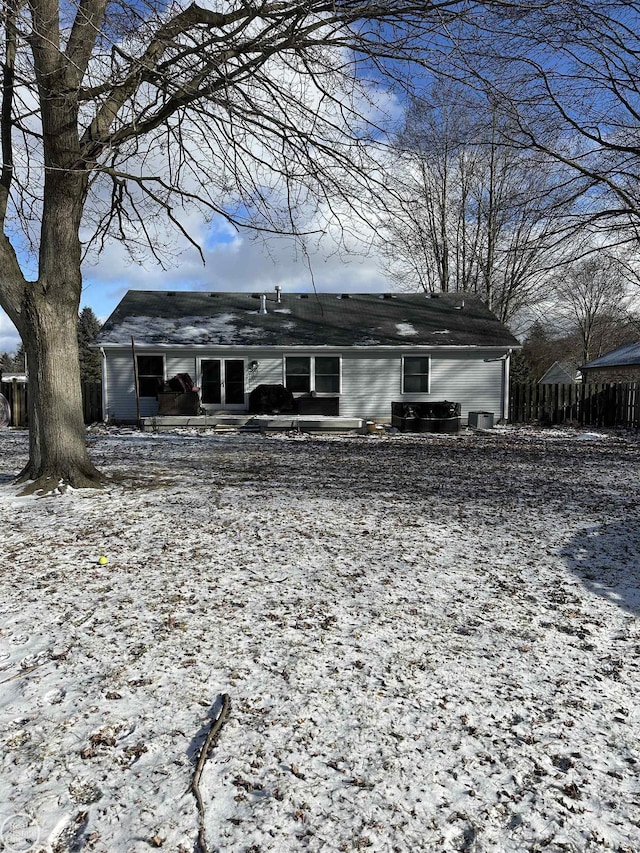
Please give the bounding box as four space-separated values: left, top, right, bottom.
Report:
191 693 231 853
0 662 47 684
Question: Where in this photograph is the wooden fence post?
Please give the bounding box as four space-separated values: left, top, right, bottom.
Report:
12 379 25 427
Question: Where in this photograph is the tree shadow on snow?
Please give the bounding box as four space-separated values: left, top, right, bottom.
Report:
561 521 640 615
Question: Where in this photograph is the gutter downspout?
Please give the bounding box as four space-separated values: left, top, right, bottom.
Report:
503 348 512 422
100 347 109 423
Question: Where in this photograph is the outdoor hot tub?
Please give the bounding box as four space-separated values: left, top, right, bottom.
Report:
391 401 461 433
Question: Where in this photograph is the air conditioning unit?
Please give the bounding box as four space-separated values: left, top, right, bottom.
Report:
468 411 494 429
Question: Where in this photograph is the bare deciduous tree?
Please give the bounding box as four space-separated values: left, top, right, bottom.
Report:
381 84 569 324
0 0 499 491
551 254 633 364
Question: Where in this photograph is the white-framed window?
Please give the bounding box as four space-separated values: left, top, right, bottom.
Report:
402 356 430 394
136 354 165 397
285 355 341 394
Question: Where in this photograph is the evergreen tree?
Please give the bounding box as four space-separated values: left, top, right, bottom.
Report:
11 344 25 373
77 308 102 382
0 345 25 375
520 322 564 382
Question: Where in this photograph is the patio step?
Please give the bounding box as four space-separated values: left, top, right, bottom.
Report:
139 414 364 433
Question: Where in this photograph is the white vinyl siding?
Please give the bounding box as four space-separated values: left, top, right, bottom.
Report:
104 350 201 420
337 350 506 421
102 347 508 422
428 355 505 419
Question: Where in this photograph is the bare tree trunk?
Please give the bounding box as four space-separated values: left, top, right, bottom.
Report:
16 294 102 492
12 161 102 490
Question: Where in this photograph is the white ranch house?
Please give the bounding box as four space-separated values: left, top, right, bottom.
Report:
93 289 520 427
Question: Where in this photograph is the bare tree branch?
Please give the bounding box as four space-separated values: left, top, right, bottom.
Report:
380 83 572 323
452 1 640 238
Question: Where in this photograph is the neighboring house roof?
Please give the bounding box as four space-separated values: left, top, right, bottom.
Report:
582 341 640 370
0 372 27 383
95 291 520 349
538 361 581 384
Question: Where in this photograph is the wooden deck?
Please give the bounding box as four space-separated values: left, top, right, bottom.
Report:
139 414 365 433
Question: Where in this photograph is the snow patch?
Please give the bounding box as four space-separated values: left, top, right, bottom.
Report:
101 313 243 345
396 322 418 336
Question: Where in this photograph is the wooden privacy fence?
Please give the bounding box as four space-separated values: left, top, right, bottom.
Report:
0 380 102 428
0 380 27 427
81 381 102 425
510 381 640 429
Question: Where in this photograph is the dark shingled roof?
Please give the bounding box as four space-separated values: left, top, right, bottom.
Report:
95 290 520 348
582 341 640 369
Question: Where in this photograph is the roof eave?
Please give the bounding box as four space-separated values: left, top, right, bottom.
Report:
93 341 519 350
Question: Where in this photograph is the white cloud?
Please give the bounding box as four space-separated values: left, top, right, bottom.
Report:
72 29 400 317
81 215 391 323
0 313 22 355
0 219 393 354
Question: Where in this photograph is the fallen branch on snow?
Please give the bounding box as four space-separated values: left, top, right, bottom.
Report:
0 662 48 684
191 692 231 853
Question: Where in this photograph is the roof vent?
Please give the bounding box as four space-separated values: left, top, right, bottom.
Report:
208 293 219 297
167 291 176 297
250 293 260 299
341 293 350 299
275 285 282 303
260 293 268 314
298 294 309 299
383 293 395 299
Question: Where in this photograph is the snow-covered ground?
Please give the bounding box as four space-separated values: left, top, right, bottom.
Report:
0 425 638 853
